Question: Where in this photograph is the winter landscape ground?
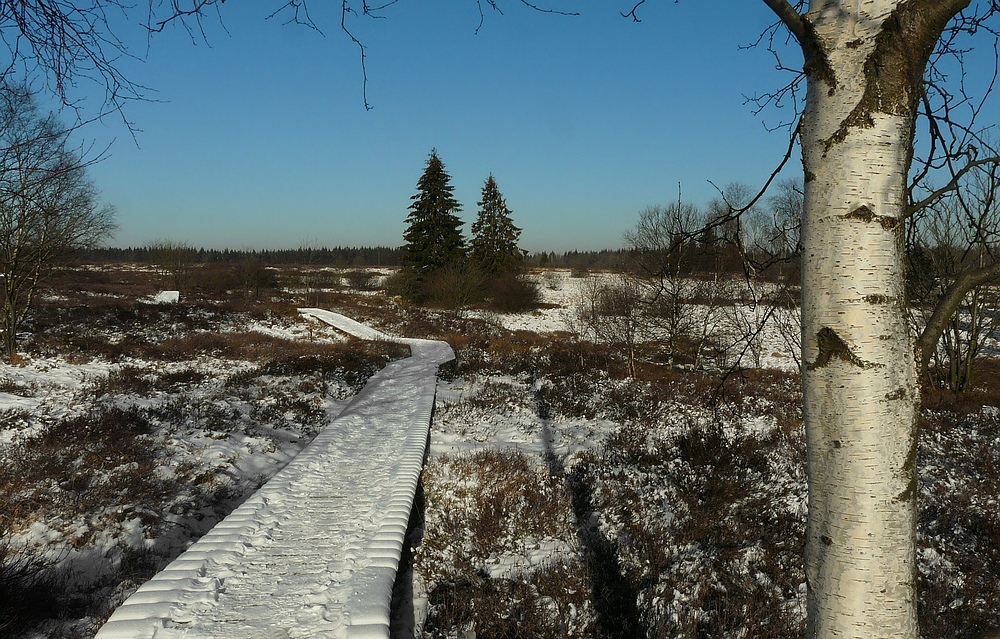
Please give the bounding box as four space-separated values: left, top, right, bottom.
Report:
1 263 999 639
94 309 453 639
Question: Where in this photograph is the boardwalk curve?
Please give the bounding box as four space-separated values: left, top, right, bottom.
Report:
95 309 454 639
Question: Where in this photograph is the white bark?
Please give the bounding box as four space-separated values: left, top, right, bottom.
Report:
800 2 919 637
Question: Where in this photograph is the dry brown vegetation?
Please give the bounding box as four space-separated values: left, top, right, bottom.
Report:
0 264 408 637
421 324 1000 639
2 263 999 638
417 449 595 638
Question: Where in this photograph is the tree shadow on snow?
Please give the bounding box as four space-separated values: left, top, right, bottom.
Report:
535 385 644 639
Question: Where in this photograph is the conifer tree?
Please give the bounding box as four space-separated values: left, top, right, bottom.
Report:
470 174 524 275
401 149 466 280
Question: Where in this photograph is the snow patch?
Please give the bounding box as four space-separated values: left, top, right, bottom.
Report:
152 291 180 304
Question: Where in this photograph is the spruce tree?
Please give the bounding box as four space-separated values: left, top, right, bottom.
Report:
470 174 524 275
401 149 466 280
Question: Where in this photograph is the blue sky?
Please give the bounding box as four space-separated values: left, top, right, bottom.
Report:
83 1 804 252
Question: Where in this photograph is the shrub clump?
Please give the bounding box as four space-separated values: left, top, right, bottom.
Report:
918 404 1000 638
573 415 808 639
0 406 170 531
0 536 56 635
484 274 543 313
416 449 596 638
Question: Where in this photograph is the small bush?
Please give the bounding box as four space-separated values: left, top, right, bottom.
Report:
382 270 418 300
89 365 156 397
424 561 595 639
153 367 209 390
227 339 408 392
485 273 543 313
460 378 533 414
0 408 31 430
918 405 1000 637
0 376 37 396
423 266 488 310
922 356 1000 414
344 270 379 291
571 384 808 639
0 407 170 530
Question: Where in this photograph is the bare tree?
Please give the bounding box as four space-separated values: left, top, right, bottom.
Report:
147 239 195 291
705 182 755 247
574 273 645 378
5 2 1000 637
765 177 802 260
0 84 116 361
909 161 1000 391
623 202 730 367
234 250 273 301
720 278 769 370
625 202 700 357
686 272 728 369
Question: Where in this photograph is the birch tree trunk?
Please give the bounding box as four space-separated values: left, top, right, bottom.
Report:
800 19 919 635
769 1 974 637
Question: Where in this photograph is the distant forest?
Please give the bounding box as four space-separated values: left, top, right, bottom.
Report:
80 246 636 271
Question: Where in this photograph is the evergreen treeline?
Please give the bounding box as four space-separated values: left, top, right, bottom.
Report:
78 246 404 266
525 249 632 271
78 244 650 272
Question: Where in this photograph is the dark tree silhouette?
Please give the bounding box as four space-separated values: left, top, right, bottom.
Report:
470 174 524 275
400 149 466 296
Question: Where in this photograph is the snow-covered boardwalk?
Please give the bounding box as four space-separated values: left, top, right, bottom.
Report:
95 310 454 639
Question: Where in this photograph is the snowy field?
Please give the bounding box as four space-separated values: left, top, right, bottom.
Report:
473 269 803 372
0 287 408 638
2 265 998 638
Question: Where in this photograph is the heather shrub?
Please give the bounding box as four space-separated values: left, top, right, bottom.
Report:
344 269 379 291
574 414 808 639
484 273 542 313
918 405 1000 638
0 536 55 636
382 270 418 300
231 339 408 392
88 365 156 397
422 266 488 310
424 561 594 639
0 376 37 396
416 449 596 638
0 407 169 530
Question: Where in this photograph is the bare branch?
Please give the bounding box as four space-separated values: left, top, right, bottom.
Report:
475 0 504 35
267 1 323 33
146 0 220 34
759 0 806 44
0 0 152 120
702 116 801 246
621 1 646 22
516 1 577 17
907 154 1000 218
916 260 1000 374
340 1 371 110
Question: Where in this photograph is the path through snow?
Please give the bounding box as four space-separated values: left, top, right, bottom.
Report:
95 309 454 639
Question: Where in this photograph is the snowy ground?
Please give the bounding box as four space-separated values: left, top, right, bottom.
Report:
471 269 803 372
0 297 408 638
405 271 1000 637
3 266 999 639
